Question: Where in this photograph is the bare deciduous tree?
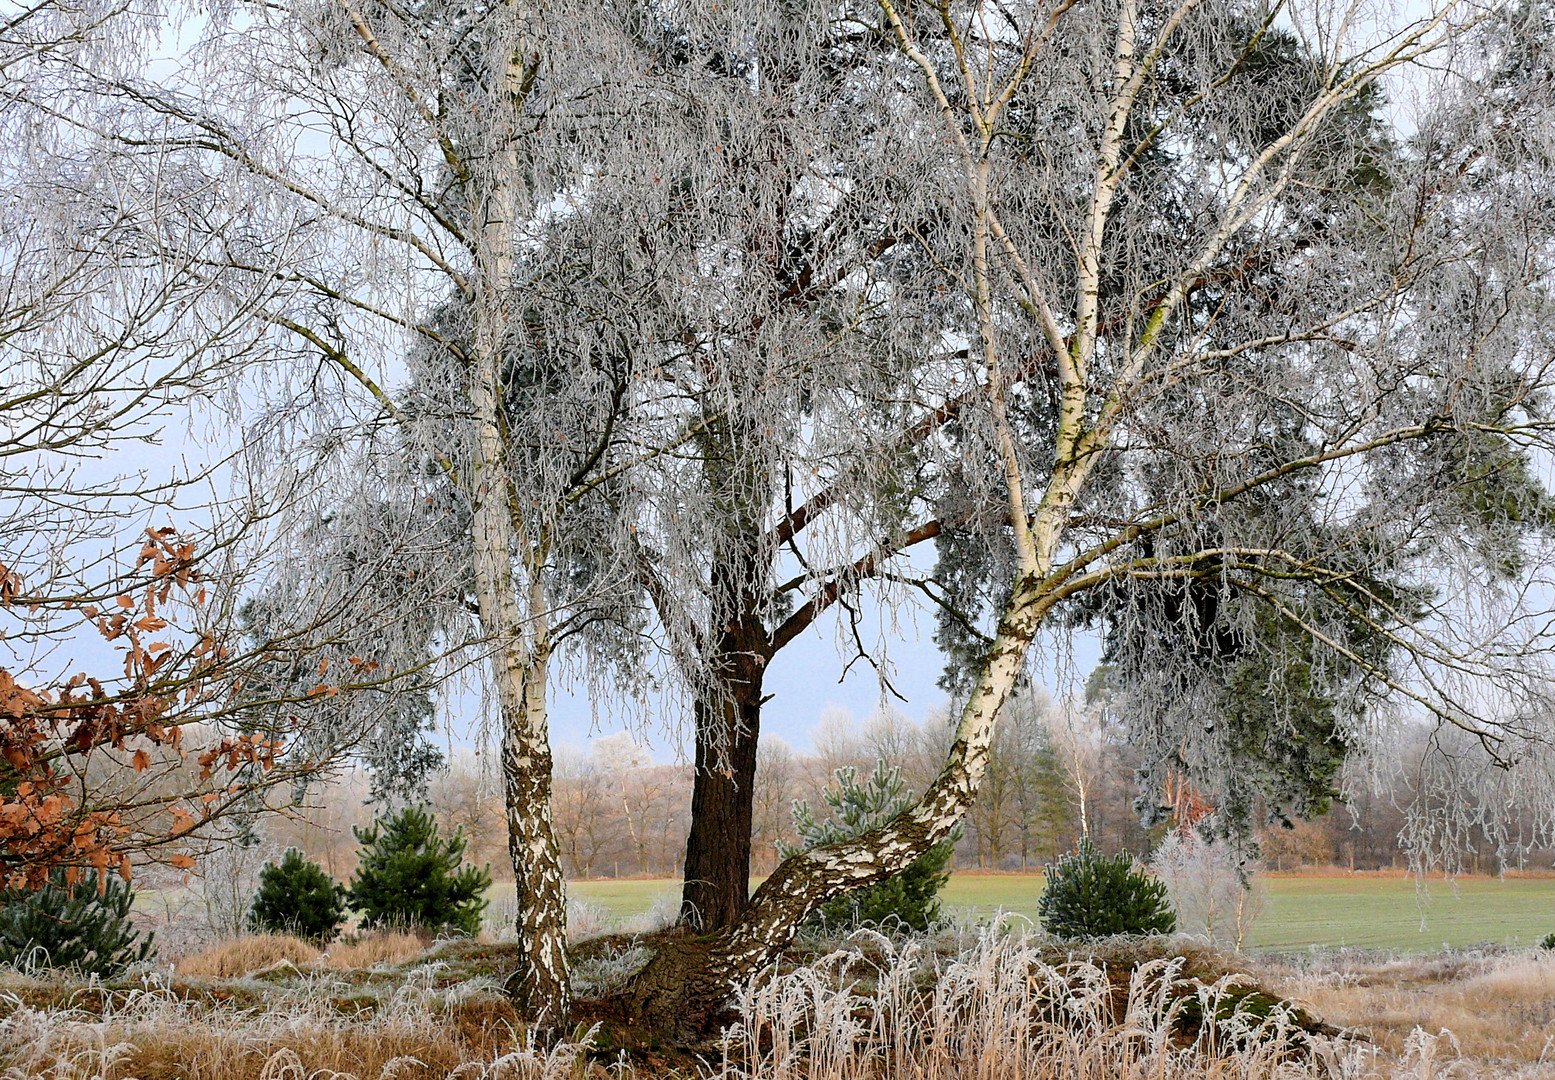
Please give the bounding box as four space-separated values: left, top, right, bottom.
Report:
85 0 710 1029
1 0 368 887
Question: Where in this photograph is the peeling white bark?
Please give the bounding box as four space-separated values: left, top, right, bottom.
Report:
464 14 572 1033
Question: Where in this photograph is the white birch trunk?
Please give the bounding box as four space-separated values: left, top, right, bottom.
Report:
464 16 571 1032
467 343 572 1030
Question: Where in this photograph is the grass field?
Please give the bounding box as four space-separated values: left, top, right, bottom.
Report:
564 872 1555 952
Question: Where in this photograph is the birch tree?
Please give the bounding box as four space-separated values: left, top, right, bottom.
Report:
85 0 721 1031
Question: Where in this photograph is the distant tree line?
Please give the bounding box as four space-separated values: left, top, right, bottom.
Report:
256 697 1555 883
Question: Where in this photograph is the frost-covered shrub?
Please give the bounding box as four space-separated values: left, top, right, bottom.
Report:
566 897 614 943
1152 828 1266 950
620 889 682 935
573 944 652 997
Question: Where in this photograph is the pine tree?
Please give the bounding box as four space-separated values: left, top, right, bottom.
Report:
347 805 491 935
248 849 348 944
0 868 154 977
1038 839 1176 941
779 761 955 933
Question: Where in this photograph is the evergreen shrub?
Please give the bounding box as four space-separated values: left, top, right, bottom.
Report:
1038 839 1177 940
347 805 490 935
0 868 154 977
248 848 348 944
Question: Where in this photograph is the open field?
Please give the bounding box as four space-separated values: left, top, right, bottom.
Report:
562 872 1555 952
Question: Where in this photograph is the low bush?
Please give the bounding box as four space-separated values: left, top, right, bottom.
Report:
618 888 682 935
347 805 491 935
247 849 348 944
566 897 615 943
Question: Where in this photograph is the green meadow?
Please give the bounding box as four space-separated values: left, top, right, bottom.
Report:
564 872 1555 952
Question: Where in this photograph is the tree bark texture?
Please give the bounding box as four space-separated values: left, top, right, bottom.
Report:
468 345 573 1030
680 621 770 929
498 651 572 1030
677 410 776 931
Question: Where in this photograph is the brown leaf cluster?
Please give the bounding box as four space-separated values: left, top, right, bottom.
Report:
0 532 279 890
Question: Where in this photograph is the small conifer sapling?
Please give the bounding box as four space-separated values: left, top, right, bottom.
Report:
0 868 154 977
780 761 956 933
1038 839 1177 941
248 848 348 944
347 805 491 935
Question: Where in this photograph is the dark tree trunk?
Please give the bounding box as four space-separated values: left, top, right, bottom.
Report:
681 618 770 929
619 573 1054 1043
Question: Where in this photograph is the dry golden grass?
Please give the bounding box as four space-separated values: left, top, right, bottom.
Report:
321 931 429 970
7 927 1554 1079
714 927 1357 1080
174 934 321 979
0 986 613 1080
1265 949 1555 1072
172 931 430 981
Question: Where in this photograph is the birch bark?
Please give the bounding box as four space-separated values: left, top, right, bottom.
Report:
464 18 573 1029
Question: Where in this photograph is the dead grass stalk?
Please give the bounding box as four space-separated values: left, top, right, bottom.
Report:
174 935 321 979
321 931 428 970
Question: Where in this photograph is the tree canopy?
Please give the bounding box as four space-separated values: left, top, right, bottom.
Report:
9 0 1555 1041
